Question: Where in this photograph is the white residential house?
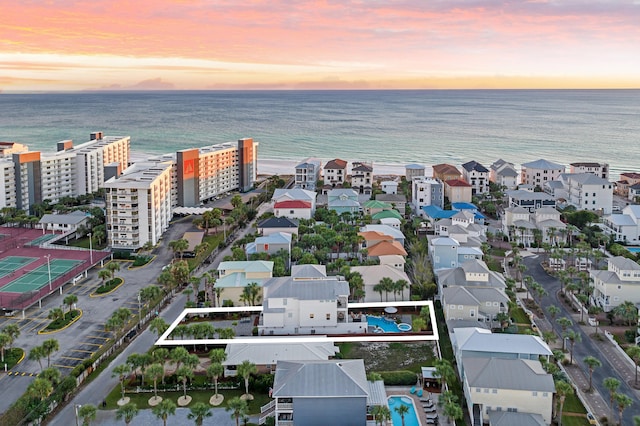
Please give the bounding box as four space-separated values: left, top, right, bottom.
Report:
323 158 348 187
380 181 398 195
257 217 299 237
521 159 565 188
489 159 519 190
570 162 609 179
628 183 640 203
405 163 426 181
600 205 640 244
502 206 535 247
461 160 490 195
38 210 89 234
259 272 365 336
294 158 322 191
412 177 444 212
506 189 556 213
351 162 373 196
272 189 316 220
558 173 614 215
590 256 640 312
533 207 566 245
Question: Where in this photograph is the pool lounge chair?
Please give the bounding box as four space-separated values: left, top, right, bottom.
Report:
424 406 436 413
410 386 416 394
425 413 438 420
417 389 423 397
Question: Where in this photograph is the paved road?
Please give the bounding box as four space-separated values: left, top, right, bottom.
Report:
49 204 270 425
523 255 640 424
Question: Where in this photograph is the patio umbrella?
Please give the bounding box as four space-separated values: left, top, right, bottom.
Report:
384 306 398 314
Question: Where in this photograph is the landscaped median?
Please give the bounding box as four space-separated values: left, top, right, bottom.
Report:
90 277 124 297
38 309 83 334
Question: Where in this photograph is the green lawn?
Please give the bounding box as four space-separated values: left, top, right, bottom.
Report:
510 307 532 325
563 391 588 414
104 386 270 414
561 415 590 426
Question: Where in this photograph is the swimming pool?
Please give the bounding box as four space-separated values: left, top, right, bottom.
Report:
627 247 640 253
388 395 420 426
367 315 412 333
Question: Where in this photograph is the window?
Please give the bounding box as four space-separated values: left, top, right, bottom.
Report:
309 314 314 319
532 391 538 396
450 305 456 310
326 313 331 320
492 389 497 394
475 388 481 393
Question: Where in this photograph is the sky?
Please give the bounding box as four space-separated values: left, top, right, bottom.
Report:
1 0 640 91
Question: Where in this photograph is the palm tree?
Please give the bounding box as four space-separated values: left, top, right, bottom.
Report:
112 364 131 403
237 360 257 398
48 307 64 323
0 333 10 364
564 329 582 364
169 239 189 259
38 367 61 385
116 402 139 426
29 345 46 372
98 268 112 285
547 305 560 321
373 282 385 302
613 300 637 326
207 362 225 405
394 403 410 426
225 397 248 426
107 261 121 279
443 400 464 424
146 363 165 403
433 358 456 391
42 338 59 367
152 399 176 426
614 393 633 426
395 279 409 301
378 277 394 302
176 365 194 403
371 405 391 426
3 323 20 350
603 377 620 419
63 294 78 313
77 403 97 426
27 377 53 402
150 317 169 339
170 346 190 372
188 401 213 426
627 346 640 386
554 380 573 426
583 356 602 392
244 282 261 306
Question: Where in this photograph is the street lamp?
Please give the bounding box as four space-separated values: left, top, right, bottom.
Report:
45 255 52 291
74 403 81 426
88 232 93 264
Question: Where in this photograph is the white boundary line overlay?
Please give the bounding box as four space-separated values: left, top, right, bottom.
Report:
155 300 438 346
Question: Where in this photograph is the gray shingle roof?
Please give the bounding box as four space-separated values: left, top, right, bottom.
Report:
258 217 299 228
521 159 564 170
463 357 555 392
264 277 349 300
272 359 369 398
488 411 546 426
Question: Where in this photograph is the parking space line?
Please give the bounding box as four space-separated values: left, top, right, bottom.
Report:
80 342 103 347
69 349 94 354
61 356 85 361
51 364 75 369
87 335 110 340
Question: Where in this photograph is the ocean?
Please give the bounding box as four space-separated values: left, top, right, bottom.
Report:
1 90 639 179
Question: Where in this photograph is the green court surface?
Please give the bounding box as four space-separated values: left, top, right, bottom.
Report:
0 259 83 293
0 256 38 279
26 234 58 246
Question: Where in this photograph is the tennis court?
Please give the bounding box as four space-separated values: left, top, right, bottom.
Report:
26 234 58 246
0 256 38 280
0 259 83 293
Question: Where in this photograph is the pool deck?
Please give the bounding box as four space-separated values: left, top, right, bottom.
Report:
386 386 442 426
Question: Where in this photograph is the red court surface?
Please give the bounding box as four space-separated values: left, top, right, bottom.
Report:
0 227 110 312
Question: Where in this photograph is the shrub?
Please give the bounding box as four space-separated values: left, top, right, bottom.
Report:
132 256 152 266
378 370 417 386
96 278 123 294
113 251 133 260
